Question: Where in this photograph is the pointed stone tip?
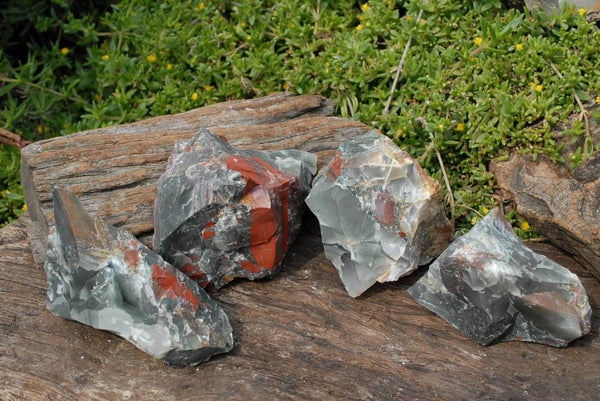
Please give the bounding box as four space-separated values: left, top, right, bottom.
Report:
52 187 104 248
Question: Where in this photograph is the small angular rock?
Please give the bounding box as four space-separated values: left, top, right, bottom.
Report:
409 208 592 347
153 129 317 289
44 188 233 367
305 131 453 297
522 0 600 13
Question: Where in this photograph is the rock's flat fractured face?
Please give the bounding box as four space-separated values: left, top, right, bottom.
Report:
153 129 317 289
409 208 592 347
305 131 453 297
44 188 233 367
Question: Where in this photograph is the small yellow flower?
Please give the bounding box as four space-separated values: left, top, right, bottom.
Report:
515 44 524 51
471 216 479 226
535 84 543 93
359 15 366 21
198 3 205 10
191 92 198 100
521 221 531 231
596 96 600 104
362 3 368 11
166 63 173 70
356 24 363 30
419 18 426 25
61 47 70 55
578 8 587 16
529 82 536 87
101 54 110 60
283 83 289 90
147 54 157 63
405 16 413 22
456 123 466 132
482 207 489 214
21 204 27 212
37 125 44 134
204 85 213 91
474 37 483 46
437 124 444 130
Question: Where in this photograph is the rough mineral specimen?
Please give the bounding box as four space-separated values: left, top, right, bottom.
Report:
409 208 592 347
305 131 453 297
44 188 233 367
153 129 317 289
521 0 600 13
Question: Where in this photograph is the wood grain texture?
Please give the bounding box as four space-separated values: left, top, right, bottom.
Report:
492 153 600 281
1 214 599 401
19 93 375 263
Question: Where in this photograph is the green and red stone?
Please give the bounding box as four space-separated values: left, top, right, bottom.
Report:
153 129 316 289
44 188 233 367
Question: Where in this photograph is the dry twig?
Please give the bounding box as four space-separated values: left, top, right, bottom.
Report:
0 128 31 150
548 62 593 153
384 9 424 114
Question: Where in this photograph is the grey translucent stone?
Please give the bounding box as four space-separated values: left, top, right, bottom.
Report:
523 0 600 13
153 129 317 289
305 131 453 297
409 208 592 347
44 188 233 367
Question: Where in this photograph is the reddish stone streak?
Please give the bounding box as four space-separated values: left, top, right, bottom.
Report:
152 263 200 309
240 260 262 273
202 221 216 240
225 155 294 270
328 153 342 180
374 192 395 225
122 249 141 267
398 231 407 238
181 263 211 288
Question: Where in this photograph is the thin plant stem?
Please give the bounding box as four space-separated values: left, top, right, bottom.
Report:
384 9 424 114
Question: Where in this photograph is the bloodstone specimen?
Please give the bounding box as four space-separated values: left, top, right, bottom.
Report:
44 188 233 367
305 131 453 297
153 129 317 289
409 208 592 347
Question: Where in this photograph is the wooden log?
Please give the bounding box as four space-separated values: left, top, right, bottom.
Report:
1 215 599 401
20 93 374 263
492 152 600 281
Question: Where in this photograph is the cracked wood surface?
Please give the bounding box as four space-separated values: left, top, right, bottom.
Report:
492 152 600 281
1 215 599 401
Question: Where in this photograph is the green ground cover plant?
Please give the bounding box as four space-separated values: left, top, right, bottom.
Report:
1 0 599 233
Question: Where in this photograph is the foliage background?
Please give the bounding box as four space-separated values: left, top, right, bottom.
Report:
1 0 599 233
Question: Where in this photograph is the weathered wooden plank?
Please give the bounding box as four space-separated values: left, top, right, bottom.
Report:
1 215 599 401
20 93 375 263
